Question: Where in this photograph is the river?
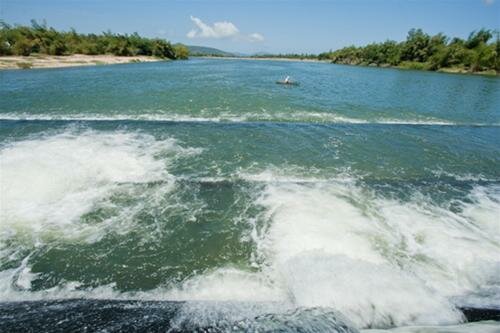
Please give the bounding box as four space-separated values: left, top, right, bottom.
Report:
1 58 499 332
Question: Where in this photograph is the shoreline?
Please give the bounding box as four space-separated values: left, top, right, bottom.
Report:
2 54 496 77
0 54 165 70
196 56 329 63
197 56 499 76
325 61 499 76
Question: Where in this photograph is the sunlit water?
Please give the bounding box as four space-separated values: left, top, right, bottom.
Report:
0 59 499 332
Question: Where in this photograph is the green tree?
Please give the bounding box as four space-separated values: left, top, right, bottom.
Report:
151 39 175 58
173 44 189 59
495 31 500 71
466 29 492 49
13 38 32 56
401 28 431 62
325 28 498 74
0 21 178 60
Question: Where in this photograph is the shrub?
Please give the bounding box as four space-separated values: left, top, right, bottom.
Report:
16 61 32 69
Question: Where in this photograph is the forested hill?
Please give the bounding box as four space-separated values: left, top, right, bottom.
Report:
186 45 234 57
319 29 499 74
0 21 189 59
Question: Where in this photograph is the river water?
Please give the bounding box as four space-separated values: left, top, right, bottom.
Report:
0 59 499 332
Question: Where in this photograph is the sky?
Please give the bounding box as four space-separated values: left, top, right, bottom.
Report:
1 0 499 54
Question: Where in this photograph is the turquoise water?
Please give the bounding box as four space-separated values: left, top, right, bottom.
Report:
0 59 499 331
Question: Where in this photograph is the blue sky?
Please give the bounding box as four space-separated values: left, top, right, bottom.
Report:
1 0 499 54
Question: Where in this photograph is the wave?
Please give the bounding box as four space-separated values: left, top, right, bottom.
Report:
2 299 499 333
157 175 500 327
1 112 498 127
361 321 500 333
0 130 200 243
0 298 359 333
1 133 499 329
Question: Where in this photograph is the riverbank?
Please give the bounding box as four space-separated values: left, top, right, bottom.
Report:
196 56 498 76
436 66 498 76
332 61 499 76
0 54 165 70
197 56 329 63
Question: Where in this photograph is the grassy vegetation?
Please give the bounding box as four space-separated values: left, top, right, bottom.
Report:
16 61 32 69
398 61 428 70
0 20 189 60
319 29 499 74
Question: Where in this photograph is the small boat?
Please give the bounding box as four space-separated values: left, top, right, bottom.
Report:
276 80 300 86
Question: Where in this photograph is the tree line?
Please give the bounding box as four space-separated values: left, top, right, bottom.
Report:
0 20 189 59
319 29 499 74
2 22 498 74
251 53 318 60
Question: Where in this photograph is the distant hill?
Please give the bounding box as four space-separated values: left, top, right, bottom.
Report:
186 45 235 57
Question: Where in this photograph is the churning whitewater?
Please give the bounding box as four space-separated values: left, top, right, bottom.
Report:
1 59 499 332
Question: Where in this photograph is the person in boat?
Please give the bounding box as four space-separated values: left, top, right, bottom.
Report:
284 76 290 83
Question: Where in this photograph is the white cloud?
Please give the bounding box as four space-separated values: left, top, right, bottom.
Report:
483 0 495 5
188 16 239 39
248 33 265 42
187 16 264 43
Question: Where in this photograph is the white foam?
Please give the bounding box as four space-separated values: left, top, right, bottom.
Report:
1 112 496 126
0 130 195 242
107 171 498 328
0 268 122 301
0 113 223 123
163 267 286 302
187 172 497 327
280 252 462 327
0 264 283 303
1 163 498 329
430 169 497 182
236 165 356 184
461 185 500 242
372 193 500 296
2 254 38 291
362 321 500 333
259 178 500 326
258 182 384 265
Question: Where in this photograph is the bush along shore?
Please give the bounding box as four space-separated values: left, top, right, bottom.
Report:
1 22 498 75
0 20 189 64
319 29 500 75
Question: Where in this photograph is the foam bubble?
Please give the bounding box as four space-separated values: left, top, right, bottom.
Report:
163 267 286 302
279 252 462 327
361 321 500 333
1 112 497 126
120 171 499 328
0 130 196 242
461 185 500 241
0 255 122 301
251 174 500 327
257 182 384 265
1 162 498 329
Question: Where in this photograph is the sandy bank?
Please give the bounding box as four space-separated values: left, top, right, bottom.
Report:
0 54 165 70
